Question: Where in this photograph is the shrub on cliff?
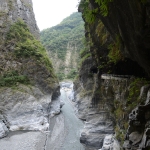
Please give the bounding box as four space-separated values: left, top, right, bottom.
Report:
0 19 57 87
0 71 29 87
6 19 55 76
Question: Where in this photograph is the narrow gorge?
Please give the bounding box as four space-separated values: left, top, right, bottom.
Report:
40 12 84 81
0 0 150 150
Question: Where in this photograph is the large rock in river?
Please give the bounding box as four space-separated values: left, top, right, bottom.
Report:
0 84 62 138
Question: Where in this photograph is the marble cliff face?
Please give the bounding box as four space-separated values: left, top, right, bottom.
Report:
0 0 39 39
0 0 61 138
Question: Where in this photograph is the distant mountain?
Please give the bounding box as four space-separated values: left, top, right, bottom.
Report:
40 12 84 80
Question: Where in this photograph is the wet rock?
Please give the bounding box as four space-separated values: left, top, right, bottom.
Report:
99 135 120 150
0 86 49 132
99 135 113 150
60 82 72 88
124 85 150 149
75 95 90 120
123 140 131 149
75 73 131 149
60 101 65 108
68 91 74 101
49 96 64 117
139 85 150 103
80 116 114 148
146 89 150 104
80 131 104 148
0 120 9 138
129 132 143 145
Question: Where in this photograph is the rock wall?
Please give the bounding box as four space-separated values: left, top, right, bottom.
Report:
75 65 150 149
74 59 130 149
124 85 150 149
0 0 60 138
0 0 39 40
74 0 150 149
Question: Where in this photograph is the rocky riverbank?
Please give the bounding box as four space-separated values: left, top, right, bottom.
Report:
0 83 85 150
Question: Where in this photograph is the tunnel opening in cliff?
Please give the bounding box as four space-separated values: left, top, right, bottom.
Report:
98 56 148 78
110 58 149 78
90 66 98 74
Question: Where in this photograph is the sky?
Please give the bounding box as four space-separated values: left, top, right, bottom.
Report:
32 0 80 31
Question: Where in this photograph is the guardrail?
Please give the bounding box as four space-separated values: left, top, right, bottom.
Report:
101 74 133 80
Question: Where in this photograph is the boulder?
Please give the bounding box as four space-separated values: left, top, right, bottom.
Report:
0 84 61 135
0 120 9 138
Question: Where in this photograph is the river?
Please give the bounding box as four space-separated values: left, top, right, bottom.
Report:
45 89 85 150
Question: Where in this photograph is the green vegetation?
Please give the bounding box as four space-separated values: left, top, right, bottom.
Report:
96 20 108 45
95 0 113 16
0 71 29 87
6 19 54 76
141 0 147 3
108 35 124 64
79 0 113 24
0 11 7 17
40 12 84 81
127 78 150 112
8 0 13 10
67 69 77 79
79 89 93 98
21 0 32 10
79 0 98 24
80 47 90 58
79 39 91 67
113 77 150 144
115 125 125 145
40 12 84 61
56 73 65 81
79 53 91 66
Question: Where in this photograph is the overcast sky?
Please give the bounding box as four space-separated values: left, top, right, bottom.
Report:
32 0 80 31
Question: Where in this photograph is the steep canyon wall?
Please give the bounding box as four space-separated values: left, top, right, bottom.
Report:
0 0 60 138
74 0 150 149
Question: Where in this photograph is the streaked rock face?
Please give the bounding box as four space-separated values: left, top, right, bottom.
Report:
99 135 120 150
0 0 39 39
0 85 50 131
0 84 62 138
0 120 9 138
74 56 132 149
75 62 150 149
123 87 150 149
0 0 60 138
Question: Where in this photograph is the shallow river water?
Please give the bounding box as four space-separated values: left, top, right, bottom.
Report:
46 89 85 150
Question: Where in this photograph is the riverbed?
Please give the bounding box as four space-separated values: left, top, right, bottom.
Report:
0 89 85 150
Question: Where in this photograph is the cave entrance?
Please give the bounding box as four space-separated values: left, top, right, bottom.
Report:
90 66 98 74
